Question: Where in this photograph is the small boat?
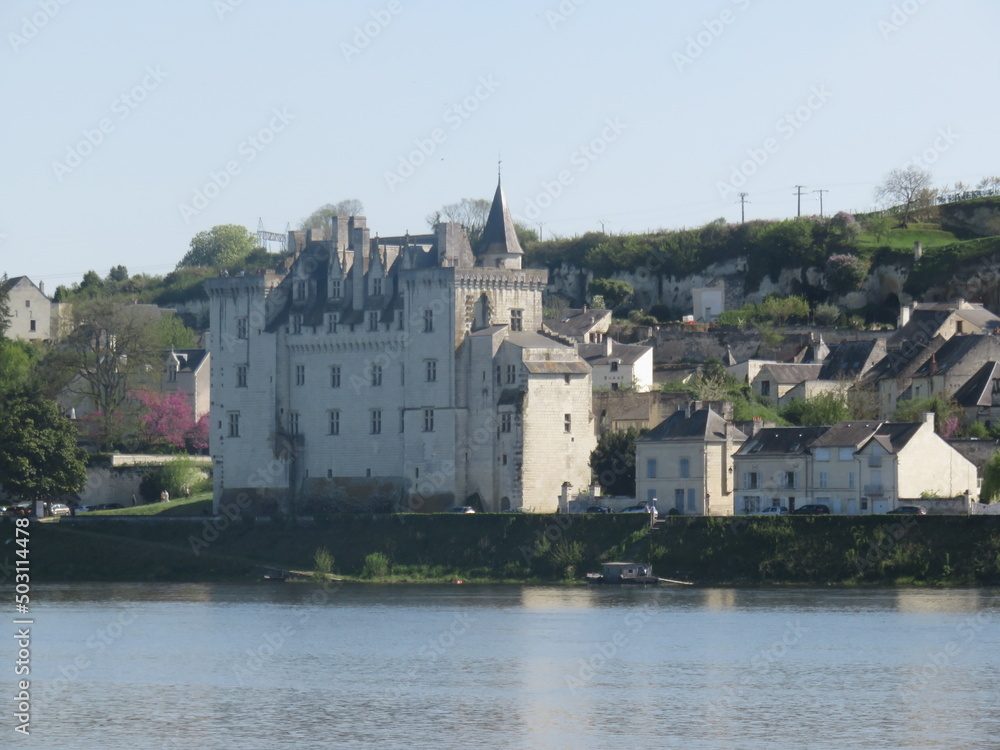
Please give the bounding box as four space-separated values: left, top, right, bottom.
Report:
587 562 659 585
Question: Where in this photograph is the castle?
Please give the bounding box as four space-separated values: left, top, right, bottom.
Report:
206 181 595 514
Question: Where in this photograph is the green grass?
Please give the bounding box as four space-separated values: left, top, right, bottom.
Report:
83 492 212 517
904 235 1000 295
856 223 961 252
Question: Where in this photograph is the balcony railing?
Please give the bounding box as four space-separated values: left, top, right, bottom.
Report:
863 483 883 495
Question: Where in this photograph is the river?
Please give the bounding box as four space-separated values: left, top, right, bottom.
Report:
13 584 1000 749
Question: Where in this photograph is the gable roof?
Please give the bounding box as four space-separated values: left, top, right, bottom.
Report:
735 425 829 456
859 422 923 454
818 339 883 380
809 421 881 448
579 341 650 366
951 361 1000 408
543 308 611 340
477 180 523 259
169 349 208 373
638 406 746 443
912 335 1000 378
756 363 823 384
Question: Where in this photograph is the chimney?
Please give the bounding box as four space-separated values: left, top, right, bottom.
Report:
582 304 587 314
914 241 922 260
929 353 937 376
923 411 935 429
604 336 613 358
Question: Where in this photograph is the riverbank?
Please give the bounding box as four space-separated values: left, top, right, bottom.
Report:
11 514 1000 586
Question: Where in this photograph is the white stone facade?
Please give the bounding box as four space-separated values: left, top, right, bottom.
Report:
207 186 595 514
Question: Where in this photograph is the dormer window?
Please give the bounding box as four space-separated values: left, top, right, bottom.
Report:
368 311 379 331
330 280 342 299
373 277 382 296
295 281 306 300
168 364 177 382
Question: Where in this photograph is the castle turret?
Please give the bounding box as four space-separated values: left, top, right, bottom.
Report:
476 179 523 270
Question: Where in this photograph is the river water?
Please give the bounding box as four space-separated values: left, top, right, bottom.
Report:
12 584 1000 749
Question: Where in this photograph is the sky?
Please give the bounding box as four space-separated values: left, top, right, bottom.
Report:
3 0 998 293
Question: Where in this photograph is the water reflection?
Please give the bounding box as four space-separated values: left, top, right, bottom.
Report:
24 584 1000 750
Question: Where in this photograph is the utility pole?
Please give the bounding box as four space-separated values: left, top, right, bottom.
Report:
813 188 829 218
793 185 807 217
537 223 543 241
737 192 749 224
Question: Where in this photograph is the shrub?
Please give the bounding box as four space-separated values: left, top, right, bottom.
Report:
313 547 334 581
813 302 841 327
825 254 869 294
361 552 391 579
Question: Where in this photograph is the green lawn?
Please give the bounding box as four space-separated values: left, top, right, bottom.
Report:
82 492 213 517
856 223 960 251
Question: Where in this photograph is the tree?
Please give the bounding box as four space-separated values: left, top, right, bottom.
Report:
0 274 11 336
588 278 633 310
0 339 41 395
781 391 850 426
825 254 869 294
426 198 492 247
864 215 893 244
893 396 962 437
300 200 365 232
0 387 87 501
107 265 129 283
177 225 259 269
155 315 196 349
56 301 171 449
132 389 196 452
590 428 645 497
980 451 1000 503
874 167 934 228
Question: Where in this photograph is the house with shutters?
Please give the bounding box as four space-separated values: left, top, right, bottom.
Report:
732 415 979 514
205 180 595 515
635 402 747 516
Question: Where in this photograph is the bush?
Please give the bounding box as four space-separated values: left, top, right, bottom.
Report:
361 552 391 579
139 457 210 501
813 302 841 327
825 254 869 294
313 547 334 581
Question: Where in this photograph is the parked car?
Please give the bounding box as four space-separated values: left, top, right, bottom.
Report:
620 503 658 519
447 506 476 514
2 503 34 518
79 503 125 512
886 506 926 515
49 503 71 517
586 506 613 514
755 506 789 515
790 504 830 515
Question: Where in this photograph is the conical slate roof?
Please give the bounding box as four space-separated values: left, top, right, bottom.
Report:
478 180 523 259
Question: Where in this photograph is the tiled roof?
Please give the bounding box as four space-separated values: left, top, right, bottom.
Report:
735 426 829 455
951 361 1000 408
639 406 747 443
579 341 650 366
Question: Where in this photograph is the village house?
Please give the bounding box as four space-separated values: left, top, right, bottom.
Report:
164 348 211 422
899 334 1000 407
205 180 595 515
732 415 979 514
578 337 654 392
1 276 69 342
635 402 747 516
732 425 829 514
951 361 1000 430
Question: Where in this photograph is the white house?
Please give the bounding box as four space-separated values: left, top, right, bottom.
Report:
2 276 68 342
579 338 654 392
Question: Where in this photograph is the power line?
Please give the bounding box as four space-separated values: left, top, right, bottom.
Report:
813 189 829 218
736 192 750 224
793 185 807 217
